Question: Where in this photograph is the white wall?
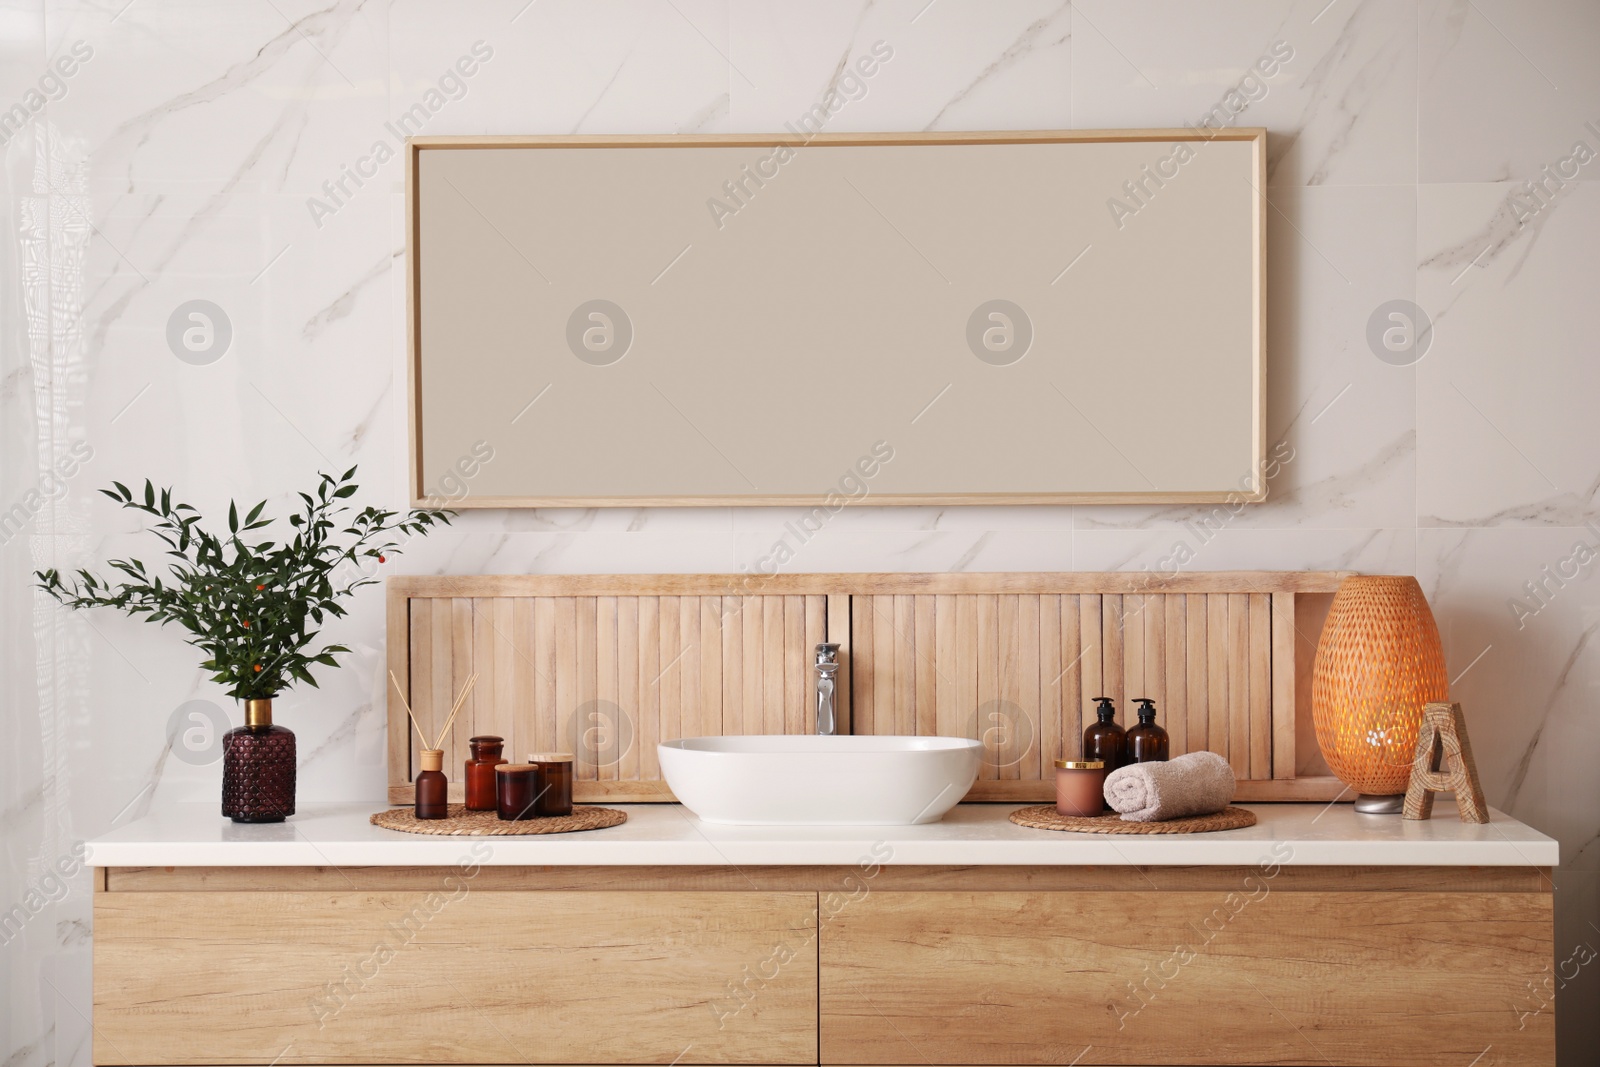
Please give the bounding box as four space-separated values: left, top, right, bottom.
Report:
3 0 1596 1062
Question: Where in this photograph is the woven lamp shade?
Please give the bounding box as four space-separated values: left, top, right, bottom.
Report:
1311 576 1449 798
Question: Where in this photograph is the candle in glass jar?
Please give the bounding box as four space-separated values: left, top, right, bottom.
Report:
528 752 574 817
1054 759 1106 817
495 763 539 820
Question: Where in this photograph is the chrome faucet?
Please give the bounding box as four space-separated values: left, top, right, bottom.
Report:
814 643 840 736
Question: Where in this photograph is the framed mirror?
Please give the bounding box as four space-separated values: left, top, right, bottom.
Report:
407 130 1264 507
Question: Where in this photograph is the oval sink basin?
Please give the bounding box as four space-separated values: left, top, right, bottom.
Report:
658 735 982 825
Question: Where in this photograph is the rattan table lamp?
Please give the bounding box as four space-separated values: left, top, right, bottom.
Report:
1311 575 1450 814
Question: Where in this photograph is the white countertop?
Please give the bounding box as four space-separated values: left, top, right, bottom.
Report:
85 801 1558 868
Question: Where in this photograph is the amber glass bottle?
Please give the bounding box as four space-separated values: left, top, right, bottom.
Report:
1082 696 1127 772
464 735 507 811
1127 699 1170 763
415 748 449 819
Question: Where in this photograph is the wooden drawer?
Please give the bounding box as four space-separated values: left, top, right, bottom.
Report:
94 889 817 1065
818 890 1554 1066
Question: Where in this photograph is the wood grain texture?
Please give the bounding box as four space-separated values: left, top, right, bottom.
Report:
826 593 851 734
95 890 818 1065
1248 592 1271 780
107 863 1553 895
387 572 1351 599
1404 702 1490 824
388 575 1344 804
1079 595 1102 752
1270 591 1296 780
819 891 1554 1066
1162 594 1186 758
1185 594 1208 767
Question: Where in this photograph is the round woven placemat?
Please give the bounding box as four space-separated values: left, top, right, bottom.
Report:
371 804 627 836
1009 805 1257 834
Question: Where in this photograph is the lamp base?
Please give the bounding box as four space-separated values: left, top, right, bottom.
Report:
1353 793 1405 814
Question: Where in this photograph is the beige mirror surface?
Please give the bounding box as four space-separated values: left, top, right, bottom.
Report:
408 131 1264 506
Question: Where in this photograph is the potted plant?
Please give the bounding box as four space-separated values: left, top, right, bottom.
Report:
36 467 453 822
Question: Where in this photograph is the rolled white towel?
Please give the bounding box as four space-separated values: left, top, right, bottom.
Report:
1104 751 1236 822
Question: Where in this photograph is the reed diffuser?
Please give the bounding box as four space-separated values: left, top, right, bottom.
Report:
391 671 477 820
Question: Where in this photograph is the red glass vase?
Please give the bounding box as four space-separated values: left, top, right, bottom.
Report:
222 698 296 823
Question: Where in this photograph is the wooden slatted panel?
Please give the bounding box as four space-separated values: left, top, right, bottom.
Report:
395 594 829 801
1186 592 1208 763
1121 593 1144 712
764 597 786 737
804 595 826 734
1163 594 1187 757
533 596 556 755
722 595 743 739
1248 591 1272 780
617 597 639 782
852 595 875 736
680 596 701 755
1143 593 1166 731
388 575 1348 803
594 596 616 781
1017 595 1040 781
1100 594 1124 714
1058 595 1084 761
934 594 956 741
1208 593 1231 762
826 593 851 733
997 594 1019 779
658 595 680 768
915 596 938 743
1078 594 1102 753
1038 595 1061 776
1271 591 1296 779
849 594 1080 791
1227 592 1250 778
637 596 660 780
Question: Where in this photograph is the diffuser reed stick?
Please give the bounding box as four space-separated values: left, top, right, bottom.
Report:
432 672 478 750
388 670 432 751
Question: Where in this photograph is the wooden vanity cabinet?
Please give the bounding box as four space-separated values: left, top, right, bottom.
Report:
94 879 819 1066
94 865 1554 1067
820 886 1555 1066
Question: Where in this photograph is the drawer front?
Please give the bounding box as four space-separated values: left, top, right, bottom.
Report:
95 889 817 1065
819 890 1554 1066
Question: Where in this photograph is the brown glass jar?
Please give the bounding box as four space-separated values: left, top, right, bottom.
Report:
464 735 507 811
496 764 540 820
1082 696 1127 772
529 752 574 817
415 748 449 819
1127 699 1170 763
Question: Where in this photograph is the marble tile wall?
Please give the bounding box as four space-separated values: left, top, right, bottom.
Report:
1 0 1596 1062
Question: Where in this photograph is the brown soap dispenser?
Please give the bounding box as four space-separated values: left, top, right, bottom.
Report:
1127 698 1170 763
1082 696 1127 772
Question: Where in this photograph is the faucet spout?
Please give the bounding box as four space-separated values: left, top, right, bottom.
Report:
814 643 840 736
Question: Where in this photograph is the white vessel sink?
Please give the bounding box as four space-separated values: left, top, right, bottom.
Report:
658 735 983 825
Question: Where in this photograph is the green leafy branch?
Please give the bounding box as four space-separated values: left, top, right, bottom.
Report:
36 467 453 700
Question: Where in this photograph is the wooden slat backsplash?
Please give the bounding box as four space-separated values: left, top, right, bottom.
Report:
386 573 1349 804
395 592 826 800
847 590 1285 797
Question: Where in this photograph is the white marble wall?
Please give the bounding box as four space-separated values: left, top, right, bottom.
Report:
2 0 1597 1062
